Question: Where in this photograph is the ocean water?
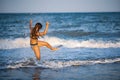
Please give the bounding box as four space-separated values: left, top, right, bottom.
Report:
0 12 120 80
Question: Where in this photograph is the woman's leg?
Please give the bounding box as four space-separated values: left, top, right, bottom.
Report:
38 41 58 51
31 41 58 60
31 46 41 60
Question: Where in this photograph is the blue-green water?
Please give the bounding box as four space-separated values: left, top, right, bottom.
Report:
0 12 120 80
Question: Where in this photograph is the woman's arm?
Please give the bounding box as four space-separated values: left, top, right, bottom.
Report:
39 22 49 36
29 19 33 32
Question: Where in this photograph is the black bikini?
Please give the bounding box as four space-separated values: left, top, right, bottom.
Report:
30 34 38 46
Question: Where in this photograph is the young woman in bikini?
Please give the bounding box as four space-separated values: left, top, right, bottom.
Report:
29 19 58 60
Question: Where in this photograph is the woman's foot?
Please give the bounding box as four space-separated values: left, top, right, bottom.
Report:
52 47 58 51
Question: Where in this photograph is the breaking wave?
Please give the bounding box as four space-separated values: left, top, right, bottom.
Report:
5 58 120 69
0 36 120 49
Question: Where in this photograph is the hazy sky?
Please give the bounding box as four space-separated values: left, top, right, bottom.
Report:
0 0 120 13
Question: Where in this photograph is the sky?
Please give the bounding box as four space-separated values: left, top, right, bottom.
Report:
0 0 120 13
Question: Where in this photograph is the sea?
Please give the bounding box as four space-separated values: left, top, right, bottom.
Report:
0 12 120 80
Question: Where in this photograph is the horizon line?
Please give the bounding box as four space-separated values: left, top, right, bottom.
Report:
0 11 120 14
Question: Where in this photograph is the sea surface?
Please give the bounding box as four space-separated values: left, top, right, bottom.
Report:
0 12 120 80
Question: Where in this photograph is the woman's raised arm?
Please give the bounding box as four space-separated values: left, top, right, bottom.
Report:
29 19 33 32
39 22 49 36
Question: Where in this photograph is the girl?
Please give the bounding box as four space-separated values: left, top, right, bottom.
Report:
29 19 58 60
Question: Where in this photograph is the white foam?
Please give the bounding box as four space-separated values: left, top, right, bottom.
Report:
42 58 120 68
0 37 30 49
6 58 120 69
44 36 120 48
7 58 37 69
0 36 120 49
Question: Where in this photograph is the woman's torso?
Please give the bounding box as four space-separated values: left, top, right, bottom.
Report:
30 32 39 45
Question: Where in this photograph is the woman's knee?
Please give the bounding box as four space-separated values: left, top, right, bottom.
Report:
38 41 52 49
44 42 49 46
38 41 49 46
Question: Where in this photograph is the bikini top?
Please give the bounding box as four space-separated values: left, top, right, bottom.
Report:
30 33 39 39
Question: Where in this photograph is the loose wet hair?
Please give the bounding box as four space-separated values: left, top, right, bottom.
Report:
31 23 42 38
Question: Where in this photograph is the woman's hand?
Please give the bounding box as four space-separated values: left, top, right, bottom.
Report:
39 21 50 36
30 19 32 26
46 22 49 27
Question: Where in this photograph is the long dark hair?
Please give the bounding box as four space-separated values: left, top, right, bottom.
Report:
31 23 42 38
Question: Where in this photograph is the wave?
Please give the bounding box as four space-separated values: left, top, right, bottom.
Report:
0 37 30 49
4 58 120 69
0 36 120 49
